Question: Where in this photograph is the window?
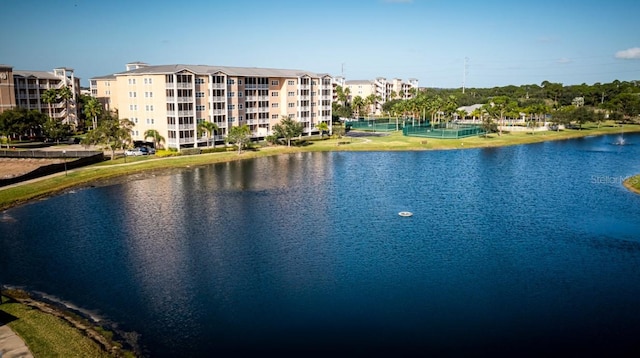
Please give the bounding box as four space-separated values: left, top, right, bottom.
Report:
144 91 153 98
196 92 205 98
145 105 154 111
129 91 136 98
195 78 205 84
271 80 279 86
227 79 235 85
106 82 110 87
196 105 205 111
146 118 155 124
272 103 278 108
239 104 243 109
230 116 235 122
271 92 278 97
287 80 295 85
133 117 138 123
238 80 243 85
272 114 279 119
239 116 243 121
105 90 110 95
288 103 295 108
228 104 235 110
228 92 235 97
238 92 243 98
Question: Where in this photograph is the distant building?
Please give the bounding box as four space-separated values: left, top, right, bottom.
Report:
0 66 81 124
90 62 333 150
343 77 418 115
0 65 16 114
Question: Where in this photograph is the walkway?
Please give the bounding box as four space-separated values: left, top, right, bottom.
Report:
0 324 33 358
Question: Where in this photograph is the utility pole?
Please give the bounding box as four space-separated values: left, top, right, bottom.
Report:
462 57 469 94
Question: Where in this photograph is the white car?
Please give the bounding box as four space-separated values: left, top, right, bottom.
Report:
125 148 144 156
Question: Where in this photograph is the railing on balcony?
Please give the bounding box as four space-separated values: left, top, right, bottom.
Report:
176 83 192 89
168 124 176 130
178 110 194 116
210 96 225 102
178 124 193 130
299 95 310 100
299 84 310 90
211 109 226 115
299 106 311 112
246 108 258 113
245 84 269 89
245 96 257 101
211 83 225 89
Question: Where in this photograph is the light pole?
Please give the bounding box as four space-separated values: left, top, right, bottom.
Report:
62 150 67 176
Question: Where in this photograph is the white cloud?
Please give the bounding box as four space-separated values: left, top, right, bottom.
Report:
557 57 572 64
615 47 640 59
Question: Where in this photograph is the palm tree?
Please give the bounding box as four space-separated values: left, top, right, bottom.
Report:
315 121 329 138
352 96 364 119
197 121 219 148
144 129 166 150
42 88 58 120
365 94 379 117
83 97 102 130
58 86 73 125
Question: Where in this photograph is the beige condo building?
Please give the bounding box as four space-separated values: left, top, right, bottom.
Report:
344 77 419 115
0 65 80 124
90 62 333 150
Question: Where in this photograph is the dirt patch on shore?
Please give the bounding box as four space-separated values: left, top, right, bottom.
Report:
0 158 66 178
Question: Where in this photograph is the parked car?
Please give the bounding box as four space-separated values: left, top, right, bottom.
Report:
138 146 149 155
125 148 144 156
145 147 156 155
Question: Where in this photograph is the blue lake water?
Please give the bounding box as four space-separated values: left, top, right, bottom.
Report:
2 133 640 356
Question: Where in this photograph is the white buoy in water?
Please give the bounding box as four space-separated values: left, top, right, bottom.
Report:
398 211 413 217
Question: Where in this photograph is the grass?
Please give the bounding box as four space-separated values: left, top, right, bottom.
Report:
623 174 640 195
1 295 113 357
1 122 639 211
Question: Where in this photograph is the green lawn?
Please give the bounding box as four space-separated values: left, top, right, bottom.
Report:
1 296 113 357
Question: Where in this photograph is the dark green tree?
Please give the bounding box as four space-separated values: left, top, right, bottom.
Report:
272 115 303 147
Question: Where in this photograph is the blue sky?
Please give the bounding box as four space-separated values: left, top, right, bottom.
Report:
3 0 639 88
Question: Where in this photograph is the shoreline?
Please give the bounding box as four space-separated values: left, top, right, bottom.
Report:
1 287 140 357
623 175 640 195
1 126 640 212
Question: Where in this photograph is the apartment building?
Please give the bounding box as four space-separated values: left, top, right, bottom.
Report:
344 77 419 115
1 67 81 124
91 62 333 150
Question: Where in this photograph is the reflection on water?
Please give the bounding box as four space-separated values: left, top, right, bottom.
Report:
1 134 640 357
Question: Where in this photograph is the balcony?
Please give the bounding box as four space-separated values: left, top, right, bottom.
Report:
211 83 225 89
176 82 192 89
211 109 226 115
299 84 310 90
210 96 225 102
168 124 176 130
245 84 269 89
299 106 311 112
178 110 194 116
179 124 193 130
246 108 258 113
167 110 176 116
245 96 257 101
299 95 310 101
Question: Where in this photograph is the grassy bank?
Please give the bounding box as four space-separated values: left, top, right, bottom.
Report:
623 174 640 195
1 122 639 211
1 291 134 357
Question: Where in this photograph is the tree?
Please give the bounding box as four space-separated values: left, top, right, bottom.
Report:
272 115 303 146
480 117 498 138
83 97 102 130
352 96 364 118
82 113 134 160
43 119 72 144
197 121 219 148
315 121 329 138
144 129 166 150
0 108 47 143
42 88 58 120
226 125 251 154
58 86 73 125
364 94 380 117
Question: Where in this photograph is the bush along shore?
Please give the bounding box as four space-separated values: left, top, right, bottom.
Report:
1 287 140 357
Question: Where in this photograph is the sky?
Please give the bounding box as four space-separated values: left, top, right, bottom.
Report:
2 0 639 88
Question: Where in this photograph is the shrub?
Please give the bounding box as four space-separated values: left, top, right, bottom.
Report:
181 148 202 156
156 149 179 157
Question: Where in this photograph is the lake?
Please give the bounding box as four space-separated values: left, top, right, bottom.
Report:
2 133 640 357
